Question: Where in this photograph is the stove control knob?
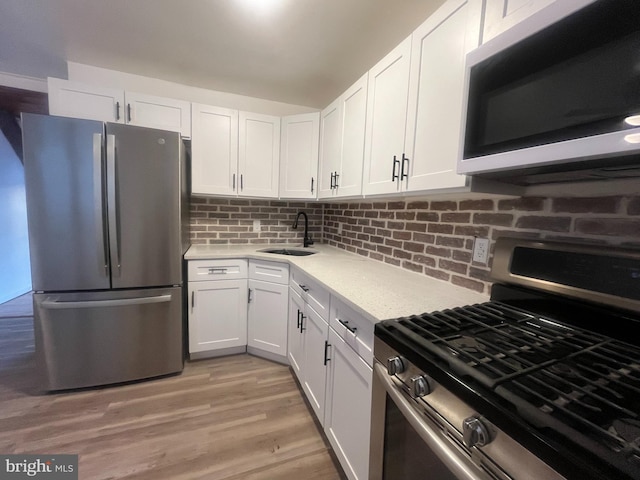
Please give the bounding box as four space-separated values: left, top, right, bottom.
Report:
462 416 492 448
410 375 431 398
386 356 405 376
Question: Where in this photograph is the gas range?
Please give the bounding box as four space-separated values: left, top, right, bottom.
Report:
371 237 640 480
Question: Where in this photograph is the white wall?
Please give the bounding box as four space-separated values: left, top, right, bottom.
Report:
0 129 31 304
67 62 318 116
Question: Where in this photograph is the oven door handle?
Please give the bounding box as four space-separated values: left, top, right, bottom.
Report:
374 363 487 480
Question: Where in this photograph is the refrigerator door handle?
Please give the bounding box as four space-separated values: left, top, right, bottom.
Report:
41 294 173 309
93 133 109 277
106 134 121 276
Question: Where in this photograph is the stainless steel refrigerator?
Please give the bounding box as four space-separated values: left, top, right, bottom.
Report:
22 113 189 391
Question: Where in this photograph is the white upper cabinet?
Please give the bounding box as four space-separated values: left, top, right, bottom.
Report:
482 0 555 43
404 0 482 192
280 112 320 199
319 73 368 199
318 98 343 198
238 112 280 198
48 78 191 137
48 78 124 123
362 37 412 196
191 104 238 196
124 91 191 137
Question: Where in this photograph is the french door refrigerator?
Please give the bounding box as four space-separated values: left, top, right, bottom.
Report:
22 113 188 391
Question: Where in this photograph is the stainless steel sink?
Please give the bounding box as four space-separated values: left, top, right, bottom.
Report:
258 248 317 256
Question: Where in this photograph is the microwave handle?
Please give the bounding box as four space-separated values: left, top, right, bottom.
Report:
373 363 485 480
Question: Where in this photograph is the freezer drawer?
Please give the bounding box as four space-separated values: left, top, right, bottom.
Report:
34 287 183 391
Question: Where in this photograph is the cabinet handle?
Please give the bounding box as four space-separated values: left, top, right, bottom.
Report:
330 172 335 189
391 155 400 181
400 153 409 181
127 103 132 122
241 174 244 191
334 172 339 188
338 318 357 334
115 102 120 121
324 340 331 366
297 309 302 329
299 284 309 293
232 173 236 190
300 313 306 332
191 291 195 311
208 268 227 274
248 287 253 303
310 177 314 194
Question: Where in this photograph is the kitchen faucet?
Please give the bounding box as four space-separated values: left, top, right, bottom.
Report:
292 211 314 248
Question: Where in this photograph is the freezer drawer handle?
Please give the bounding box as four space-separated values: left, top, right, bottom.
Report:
41 294 173 309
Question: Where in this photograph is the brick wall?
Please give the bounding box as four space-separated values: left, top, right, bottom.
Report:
189 197 323 245
323 195 640 295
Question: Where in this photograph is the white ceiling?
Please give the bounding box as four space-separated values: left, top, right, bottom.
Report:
0 0 445 108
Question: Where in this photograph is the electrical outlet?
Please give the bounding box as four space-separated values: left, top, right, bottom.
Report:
473 237 490 264
253 220 261 232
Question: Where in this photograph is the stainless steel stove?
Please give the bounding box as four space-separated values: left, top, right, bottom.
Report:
370 237 640 480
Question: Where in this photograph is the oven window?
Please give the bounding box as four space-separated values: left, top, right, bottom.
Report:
383 395 459 479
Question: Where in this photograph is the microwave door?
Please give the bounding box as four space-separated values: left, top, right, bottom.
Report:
22 114 110 292
105 123 182 289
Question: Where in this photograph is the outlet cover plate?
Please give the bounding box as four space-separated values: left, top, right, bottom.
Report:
473 237 490 264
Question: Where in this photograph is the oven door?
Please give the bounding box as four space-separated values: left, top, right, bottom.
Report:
369 361 493 480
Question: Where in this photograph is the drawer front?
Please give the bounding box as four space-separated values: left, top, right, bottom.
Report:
329 296 374 367
188 259 248 281
249 260 289 285
291 267 330 321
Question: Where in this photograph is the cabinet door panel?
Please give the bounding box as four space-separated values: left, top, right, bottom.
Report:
239 112 280 198
483 0 555 43
405 0 478 192
363 37 412 195
318 99 343 199
48 78 124 123
248 279 288 356
191 104 238 196
288 288 305 380
125 92 191 137
325 328 372 480
337 73 367 198
302 306 329 425
280 112 320 199
188 279 247 353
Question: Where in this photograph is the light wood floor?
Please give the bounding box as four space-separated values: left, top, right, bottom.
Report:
0 315 345 479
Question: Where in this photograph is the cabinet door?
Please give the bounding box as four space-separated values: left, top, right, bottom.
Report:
302 306 329 425
337 73 368 198
191 104 238 196
125 91 191 137
362 37 412 195
279 112 320 199
188 279 248 354
325 328 373 480
288 288 306 381
318 98 343 199
405 0 481 192
238 111 280 198
47 78 124 123
247 279 288 356
482 0 555 43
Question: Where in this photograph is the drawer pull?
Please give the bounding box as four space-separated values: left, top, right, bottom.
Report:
300 284 310 292
208 268 228 274
324 340 331 366
338 318 357 334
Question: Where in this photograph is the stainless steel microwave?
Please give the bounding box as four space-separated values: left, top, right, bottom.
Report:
458 0 640 185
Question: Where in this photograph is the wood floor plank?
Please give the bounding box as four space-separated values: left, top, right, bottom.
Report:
0 316 346 479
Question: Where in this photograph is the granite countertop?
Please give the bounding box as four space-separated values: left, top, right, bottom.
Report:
185 243 489 324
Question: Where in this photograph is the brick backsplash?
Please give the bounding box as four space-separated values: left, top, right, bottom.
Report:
190 197 323 246
323 195 640 295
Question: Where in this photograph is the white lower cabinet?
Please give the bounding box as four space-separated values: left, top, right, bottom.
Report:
188 278 248 355
325 328 373 480
288 288 305 378
247 260 289 361
301 305 330 422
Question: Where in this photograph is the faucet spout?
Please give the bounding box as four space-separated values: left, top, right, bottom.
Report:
292 211 314 248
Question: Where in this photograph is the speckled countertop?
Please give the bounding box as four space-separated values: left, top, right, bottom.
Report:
185 243 489 324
